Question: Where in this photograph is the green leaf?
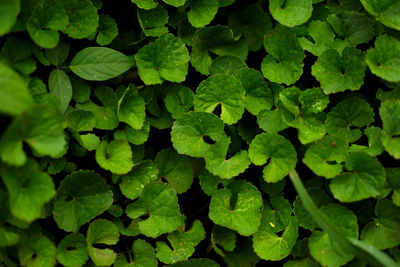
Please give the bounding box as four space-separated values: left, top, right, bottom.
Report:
126 181 181 238
326 96 374 143
87 219 119 266
138 5 169 37
204 136 250 179
298 20 335 56
252 216 298 261
70 47 134 81
308 204 359 267
303 135 348 178
191 26 248 75
0 159 55 222
210 55 247 75
74 133 100 151
56 233 88 267
170 259 220 267
198 169 232 196
312 48 366 94
327 12 375 52
366 34 400 83
360 0 400 31
171 112 225 158
66 110 96 132
131 0 158 9
361 218 400 250
234 68 273 116
211 226 237 252
0 0 20 37
114 119 150 145
61 0 99 39
330 152 385 202
248 132 297 182
209 180 263 236
114 239 157 267
294 187 333 230
53 170 113 232
156 220 206 264
187 0 219 28
119 160 159 200
1 36 36 75
257 109 288 133
26 0 68 48
261 26 305 85
70 75 91 103
194 75 246 125
44 38 70 66
269 0 312 27
155 149 195 193
289 170 399 267
262 195 293 233
19 235 56 267
95 139 133 174
164 84 194 119
361 200 400 250
136 33 189 85
0 105 66 166
118 86 146 130
224 238 260 267
380 99 400 159
349 126 385 156
76 86 119 130
48 69 72 112
0 62 33 116
228 4 272 52
97 14 118 46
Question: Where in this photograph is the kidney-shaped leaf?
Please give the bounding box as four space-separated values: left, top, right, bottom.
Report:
126 181 181 238
209 180 263 236
248 133 297 183
171 112 225 158
329 152 385 202
53 170 113 232
194 75 246 125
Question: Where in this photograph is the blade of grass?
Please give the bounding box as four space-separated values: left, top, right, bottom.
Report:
288 169 399 267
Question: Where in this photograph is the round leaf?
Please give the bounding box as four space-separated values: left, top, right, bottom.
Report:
209 180 263 236
329 152 385 202
95 139 133 174
171 112 225 158
248 133 297 182
53 170 113 232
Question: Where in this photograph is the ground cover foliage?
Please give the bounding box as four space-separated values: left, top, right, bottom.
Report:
0 0 400 266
